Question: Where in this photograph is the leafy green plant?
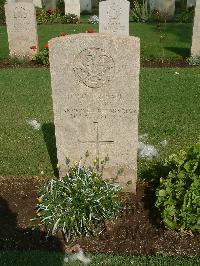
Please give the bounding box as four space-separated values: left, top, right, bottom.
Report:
57 0 65 15
175 8 195 23
130 0 151 22
36 9 49 24
36 9 79 24
34 44 49 65
156 139 200 232
36 155 122 242
187 56 200 66
48 11 63 24
62 13 79 24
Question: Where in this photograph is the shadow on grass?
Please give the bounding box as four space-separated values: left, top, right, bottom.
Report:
0 250 64 266
42 123 59 177
165 47 190 58
0 196 64 265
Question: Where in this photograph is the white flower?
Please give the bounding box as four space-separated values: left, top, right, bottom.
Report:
27 119 41 130
175 72 180 75
160 139 168 147
138 141 158 159
64 250 90 265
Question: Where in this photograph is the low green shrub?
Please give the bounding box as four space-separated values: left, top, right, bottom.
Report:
36 156 122 242
187 56 200 66
156 139 200 232
36 9 79 24
130 0 151 22
57 0 65 15
174 8 195 23
34 45 49 65
62 13 79 24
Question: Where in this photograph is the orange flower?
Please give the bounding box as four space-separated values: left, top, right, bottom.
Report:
60 32 66 36
30 45 37 50
85 29 96 33
44 43 49 49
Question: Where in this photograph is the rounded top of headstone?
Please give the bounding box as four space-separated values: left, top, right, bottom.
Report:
48 33 140 47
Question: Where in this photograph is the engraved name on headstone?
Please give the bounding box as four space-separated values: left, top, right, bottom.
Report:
99 0 130 36
49 33 140 192
5 2 38 58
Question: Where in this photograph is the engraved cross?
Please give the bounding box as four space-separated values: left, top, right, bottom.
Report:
79 122 114 159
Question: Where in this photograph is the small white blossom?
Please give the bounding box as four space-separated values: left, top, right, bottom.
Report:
27 119 41 130
88 15 99 24
64 250 90 265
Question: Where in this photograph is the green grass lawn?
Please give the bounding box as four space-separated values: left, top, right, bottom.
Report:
0 21 192 60
0 251 199 266
0 68 199 178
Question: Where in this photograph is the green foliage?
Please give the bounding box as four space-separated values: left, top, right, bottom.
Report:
130 0 151 22
175 8 195 23
57 0 65 15
36 9 79 25
34 48 49 66
37 9 63 24
0 0 5 25
62 13 80 24
156 140 200 231
187 56 200 66
36 157 122 242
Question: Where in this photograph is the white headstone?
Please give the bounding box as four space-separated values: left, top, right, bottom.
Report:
49 33 140 193
80 0 92 12
5 2 38 59
16 0 42 8
64 0 80 17
99 0 130 36
191 0 200 56
44 0 57 11
33 0 42 8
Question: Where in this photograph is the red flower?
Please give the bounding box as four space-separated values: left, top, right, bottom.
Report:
47 9 53 15
85 29 96 33
44 43 49 49
30 46 37 50
60 32 66 36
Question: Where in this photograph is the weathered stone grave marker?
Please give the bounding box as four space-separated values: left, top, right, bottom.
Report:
64 0 80 17
5 2 38 58
49 33 140 193
44 0 57 11
80 0 92 13
99 0 130 36
16 0 42 8
191 0 200 56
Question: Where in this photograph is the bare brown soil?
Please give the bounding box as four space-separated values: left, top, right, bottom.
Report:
0 59 197 69
0 176 199 256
